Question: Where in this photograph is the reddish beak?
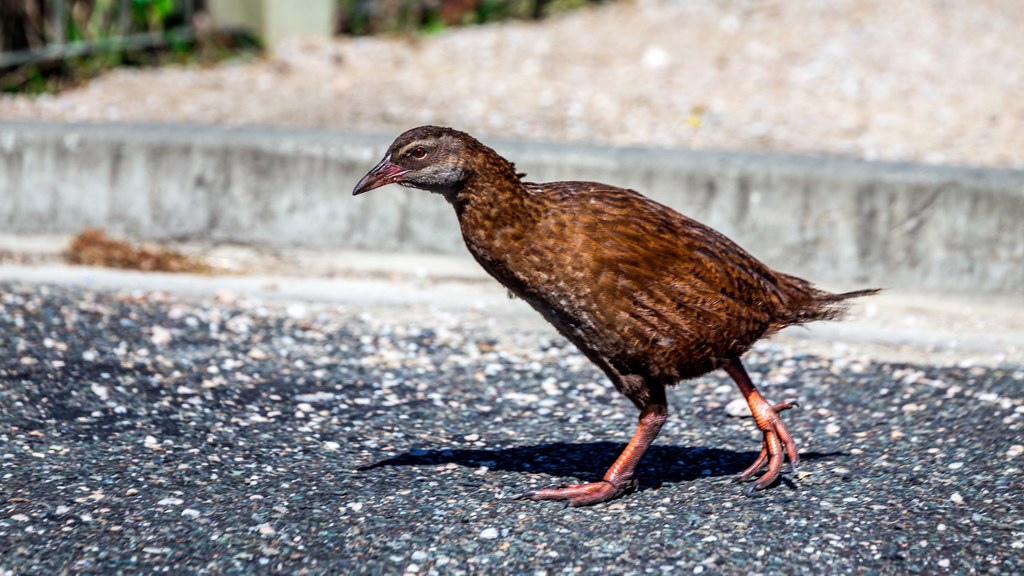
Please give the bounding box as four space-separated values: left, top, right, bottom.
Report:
352 155 408 195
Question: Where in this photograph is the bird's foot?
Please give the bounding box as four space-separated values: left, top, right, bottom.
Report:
518 478 637 507
735 400 800 490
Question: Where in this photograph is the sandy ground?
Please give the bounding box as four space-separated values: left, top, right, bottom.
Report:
2 0 1023 168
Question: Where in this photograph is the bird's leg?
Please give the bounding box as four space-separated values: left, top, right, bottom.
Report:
523 403 668 507
724 358 800 490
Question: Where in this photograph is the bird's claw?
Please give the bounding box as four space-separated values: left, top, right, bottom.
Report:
736 397 801 490
772 400 800 412
744 483 768 498
519 478 637 507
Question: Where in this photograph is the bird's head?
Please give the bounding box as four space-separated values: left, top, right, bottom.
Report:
352 126 477 198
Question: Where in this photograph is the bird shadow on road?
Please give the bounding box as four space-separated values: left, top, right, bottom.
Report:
358 442 843 489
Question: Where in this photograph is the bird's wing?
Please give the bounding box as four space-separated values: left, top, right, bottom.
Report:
522 182 788 360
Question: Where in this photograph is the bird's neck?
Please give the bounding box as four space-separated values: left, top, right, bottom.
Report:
449 148 529 218
450 154 540 278
456 175 533 235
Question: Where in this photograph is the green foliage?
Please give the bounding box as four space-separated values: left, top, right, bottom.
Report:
476 0 511 23
133 0 177 31
1 0 259 94
2 0 607 93
336 0 609 36
2 65 46 95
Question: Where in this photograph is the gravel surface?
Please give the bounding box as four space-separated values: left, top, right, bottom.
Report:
2 0 1023 168
2 282 1023 574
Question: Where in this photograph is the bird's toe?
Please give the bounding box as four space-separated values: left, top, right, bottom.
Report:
523 479 636 507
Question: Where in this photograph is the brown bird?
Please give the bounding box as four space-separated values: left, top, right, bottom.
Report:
353 126 878 506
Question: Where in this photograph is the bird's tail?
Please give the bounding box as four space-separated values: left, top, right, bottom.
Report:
777 275 881 326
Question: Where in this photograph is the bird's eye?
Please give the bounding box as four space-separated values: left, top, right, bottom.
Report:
410 146 427 159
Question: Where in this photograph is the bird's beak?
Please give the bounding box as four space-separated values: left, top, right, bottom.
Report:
352 154 408 196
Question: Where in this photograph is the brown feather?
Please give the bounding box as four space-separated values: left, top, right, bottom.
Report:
354 126 881 503
456 175 878 385
358 125 880 396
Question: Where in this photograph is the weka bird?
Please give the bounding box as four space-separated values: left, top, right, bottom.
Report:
353 126 878 506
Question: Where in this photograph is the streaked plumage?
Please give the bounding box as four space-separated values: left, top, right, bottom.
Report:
354 126 878 506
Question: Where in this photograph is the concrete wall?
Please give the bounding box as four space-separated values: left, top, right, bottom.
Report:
1 121 1022 294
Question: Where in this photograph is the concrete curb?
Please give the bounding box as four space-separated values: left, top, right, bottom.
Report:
1 121 1022 294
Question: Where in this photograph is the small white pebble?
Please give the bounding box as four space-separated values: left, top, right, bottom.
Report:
90 383 109 401
256 523 276 536
248 348 269 360
1007 445 1023 458
725 398 748 418
950 492 964 504
150 326 172 347
323 441 340 451
479 527 499 540
948 462 964 470
464 434 480 442
642 45 671 70
938 559 950 568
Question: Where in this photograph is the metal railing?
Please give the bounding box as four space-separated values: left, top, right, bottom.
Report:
0 0 196 68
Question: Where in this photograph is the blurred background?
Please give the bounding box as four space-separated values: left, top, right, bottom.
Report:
1 0 609 94
0 0 1022 303
2 0 1022 166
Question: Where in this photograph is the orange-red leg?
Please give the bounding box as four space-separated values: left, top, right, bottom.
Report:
724 358 800 490
523 404 668 507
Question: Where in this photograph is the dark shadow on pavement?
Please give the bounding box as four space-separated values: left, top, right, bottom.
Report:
358 442 844 489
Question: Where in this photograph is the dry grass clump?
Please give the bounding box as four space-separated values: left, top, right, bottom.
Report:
66 229 212 274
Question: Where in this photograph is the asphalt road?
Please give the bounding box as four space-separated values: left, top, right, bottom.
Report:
1 280 1022 575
